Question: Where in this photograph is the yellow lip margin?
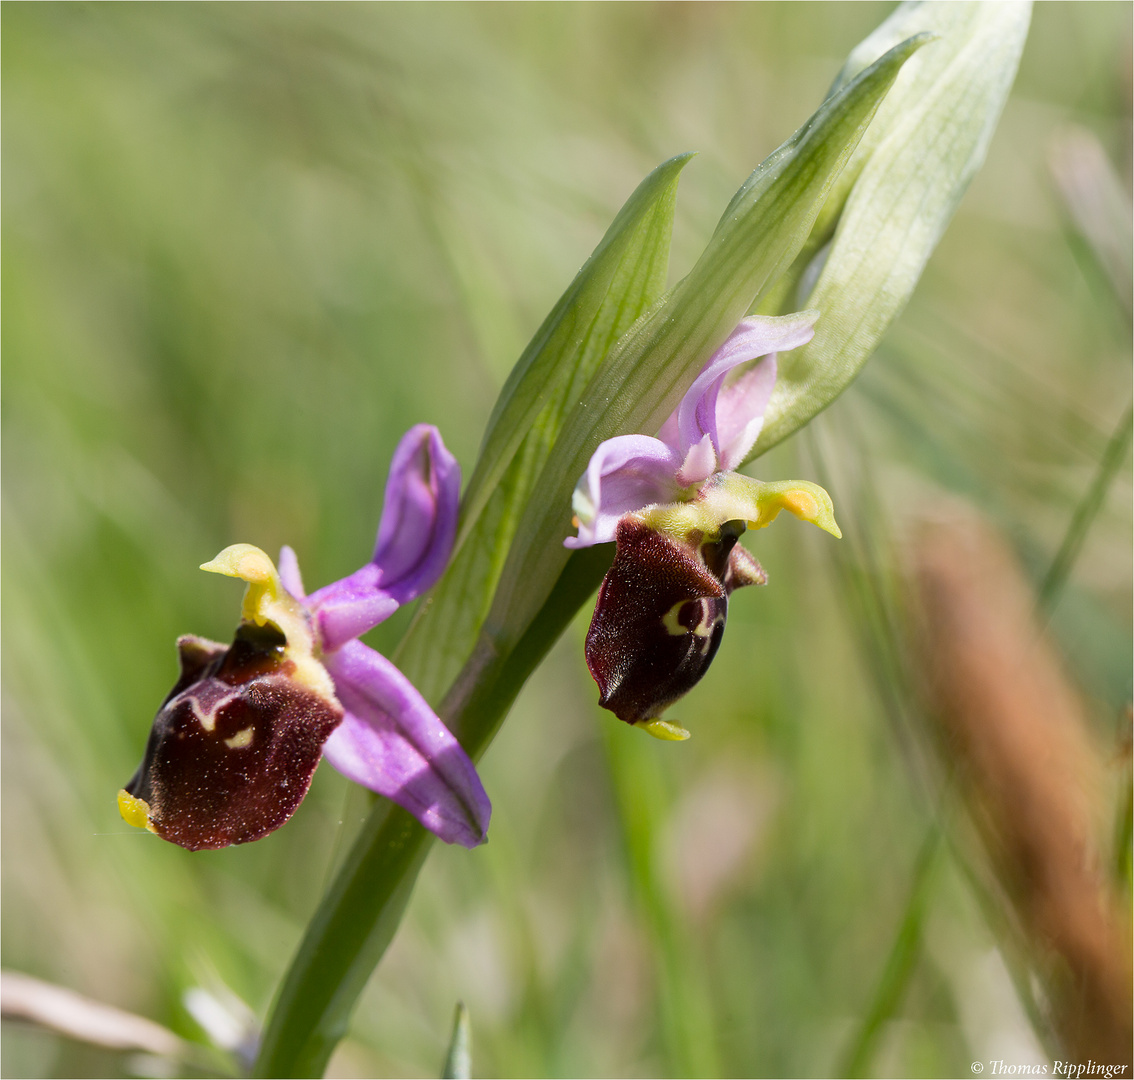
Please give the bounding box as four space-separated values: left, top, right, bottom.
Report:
633 717 691 741
117 788 156 833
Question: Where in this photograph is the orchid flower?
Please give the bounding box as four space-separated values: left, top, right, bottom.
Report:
118 424 490 851
566 312 841 740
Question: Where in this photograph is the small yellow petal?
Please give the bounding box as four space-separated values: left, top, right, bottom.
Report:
201 544 289 629
200 544 278 587
733 478 842 538
198 543 335 701
633 717 691 741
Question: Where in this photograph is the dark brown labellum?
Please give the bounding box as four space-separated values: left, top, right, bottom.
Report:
123 624 342 851
585 517 765 725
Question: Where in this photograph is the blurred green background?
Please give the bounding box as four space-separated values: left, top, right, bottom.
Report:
3 3 1130 1077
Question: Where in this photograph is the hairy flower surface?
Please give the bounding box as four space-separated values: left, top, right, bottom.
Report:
567 313 841 739
119 425 490 851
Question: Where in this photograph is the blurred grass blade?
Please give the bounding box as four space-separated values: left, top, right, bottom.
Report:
1038 402 1133 615
602 724 719 1077
483 34 930 658
0 970 187 1060
837 827 944 1078
1049 125 1133 321
755 1 1032 454
397 154 691 701
1114 762 1132 891
441 1002 471 1080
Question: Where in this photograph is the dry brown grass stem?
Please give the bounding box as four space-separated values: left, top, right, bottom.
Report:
912 510 1132 1067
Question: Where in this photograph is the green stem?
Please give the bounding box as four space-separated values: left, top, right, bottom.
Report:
251 802 432 1078
251 547 611 1078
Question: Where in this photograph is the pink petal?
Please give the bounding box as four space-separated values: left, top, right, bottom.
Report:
714 355 778 470
669 312 818 465
277 545 306 599
565 434 684 548
371 424 461 603
675 433 719 487
322 640 490 848
306 425 460 650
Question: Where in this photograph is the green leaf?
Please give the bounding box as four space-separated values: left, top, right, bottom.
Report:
396 153 691 703
441 1002 471 1080
483 33 930 661
461 153 692 547
754 1 1032 454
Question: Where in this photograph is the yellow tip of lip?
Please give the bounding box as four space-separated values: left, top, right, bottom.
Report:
634 718 691 741
117 789 155 832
